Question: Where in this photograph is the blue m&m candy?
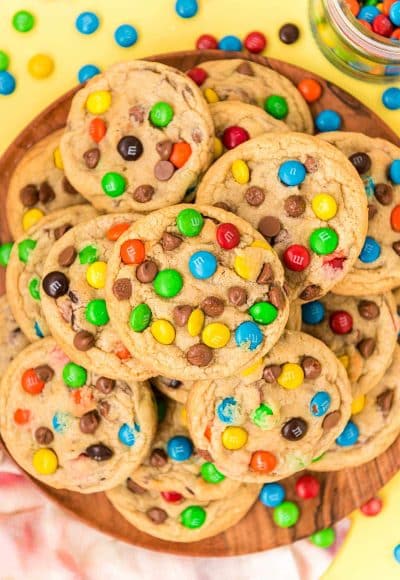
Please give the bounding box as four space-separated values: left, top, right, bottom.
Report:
175 0 198 18
315 109 342 132
118 423 136 446
235 321 263 351
167 435 193 461
189 251 217 279
301 301 325 325
75 12 99 35
393 544 400 563
278 160 306 186
78 64 100 83
382 87 400 111
259 483 286 507
52 411 71 433
310 392 331 417
358 5 380 23
0 71 16 95
218 35 242 51
217 397 238 424
336 420 359 447
389 159 400 184
114 24 138 47
389 2 400 26
359 236 381 263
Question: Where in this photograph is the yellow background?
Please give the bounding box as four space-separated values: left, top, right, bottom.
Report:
1 0 400 577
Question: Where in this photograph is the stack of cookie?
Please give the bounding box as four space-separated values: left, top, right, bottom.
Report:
1 57 399 543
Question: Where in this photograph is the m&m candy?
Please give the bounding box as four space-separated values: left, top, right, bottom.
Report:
85 299 109 325
0 71 16 95
250 450 277 473
29 277 41 300
222 426 248 449
390 1 400 25
393 544 400 563
0 242 13 266
251 403 274 428
295 474 320 499
382 87 400 110
244 31 267 53
150 320 175 344
216 223 241 249
22 208 44 231
180 505 206 528
114 24 138 47
167 435 193 461
175 0 198 18
161 491 183 503
187 309 205 336
389 159 400 184
86 261 107 289
18 239 37 263
218 35 242 51
153 269 183 297
130 303 152 332
234 321 263 350
217 397 238 424
120 239 145 264
359 236 381 262
32 448 58 475
310 392 331 416
149 102 174 127
78 64 100 83
231 159 250 184
14 409 31 425
196 34 218 49
28 54 54 79
335 420 360 446
79 245 98 264
273 501 300 528
309 227 339 255
277 363 304 389
297 78 322 103
202 323 231 348
311 194 338 220
13 10 35 32
315 109 342 132
358 5 380 22
265 95 288 120
86 90 111 114
360 496 383 516
101 172 126 197
186 67 208 86
222 127 250 150
278 160 306 186
21 368 45 395
201 462 225 483
0 51 10 72
189 251 217 279
248 301 278 325
259 483 286 507
177 208 204 236
329 310 353 334
75 12 99 35
62 362 87 388
118 423 136 446
302 301 325 324
310 527 336 548
283 245 311 271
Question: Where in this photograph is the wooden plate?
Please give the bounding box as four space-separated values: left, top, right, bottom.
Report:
1 50 399 557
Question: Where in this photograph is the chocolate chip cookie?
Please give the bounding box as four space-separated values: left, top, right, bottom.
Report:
0 295 29 375
151 376 192 404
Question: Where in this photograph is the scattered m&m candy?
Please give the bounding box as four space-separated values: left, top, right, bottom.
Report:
329 310 353 334
393 543 400 563
118 423 136 446
33 448 58 475
244 31 267 53
295 474 320 499
175 0 198 18
196 34 218 49
222 126 250 150
180 505 206 528
13 10 35 32
359 236 381 262
167 435 193 461
85 299 109 325
335 420 360 446
114 24 138 47
149 101 174 127
62 362 87 388
28 54 54 79
265 95 288 120
315 109 342 132
78 64 100 83
273 501 300 528
302 300 325 324
310 527 336 548
259 483 286 507
218 35 242 51
360 496 383 516
75 11 99 35
200 462 225 483
0 71 16 95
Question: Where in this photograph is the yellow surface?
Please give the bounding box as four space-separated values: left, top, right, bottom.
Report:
1 0 400 577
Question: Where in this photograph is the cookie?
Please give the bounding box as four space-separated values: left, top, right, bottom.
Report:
319 132 400 295
41 214 152 381
132 398 240 500
106 480 259 542
311 345 400 471
196 132 368 302
0 338 156 493
186 331 351 483
6 129 87 240
105 204 289 380
61 60 214 213
188 59 313 133
6 205 97 342
151 376 192 404
301 293 398 397
0 295 29 375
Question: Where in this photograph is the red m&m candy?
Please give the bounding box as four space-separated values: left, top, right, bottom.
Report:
222 126 250 150
186 67 208 86
196 34 218 49
21 368 45 395
372 14 394 37
329 310 353 334
161 490 183 503
295 474 320 499
120 239 145 264
283 244 311 271
360 496 382 516
216 223 240 249
244 31 267 53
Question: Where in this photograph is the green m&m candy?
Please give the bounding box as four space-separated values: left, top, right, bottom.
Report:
79 245 98 264
101 172 126 197
248 302 278 325
149 101 174 127
251 403 273 429
0 51 10 72
62 362 87 388
180 505 206 529
309 227 338 255
176 208 204 237
18 239 37 263
200 462 225 484
28 277 40 300
310 527 336 548
85 299 109 326
12 10 35 33
153 269 183 298
0 242 13 266
273 501 300 528
264 95 288 120
130 303 152 332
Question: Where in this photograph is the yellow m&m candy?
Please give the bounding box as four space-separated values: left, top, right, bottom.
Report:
33 448 58 475
151 320 175 345
231 159 250 184
351 394 365 415
312 194 337 221
222 426 248 450
338 354 349 370
22 208 44 232
204 88 219 104
251 240 272 251
202 323 230 348
86 90 112 115
187 309 205 337
86 261 107 289
214 137 223 159
277 363 304 390
28 54 54 79
53 146 64 169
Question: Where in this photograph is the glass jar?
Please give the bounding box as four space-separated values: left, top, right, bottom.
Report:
310 0 400 82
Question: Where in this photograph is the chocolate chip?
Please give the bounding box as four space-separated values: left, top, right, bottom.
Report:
112 278 132 300
127 478 146 494
393 241 400 255
98 400 110 417
281 417 308 440
62 177 79 195
20 184 39 207
42 271 69 298
374 183 393 205
34 426 54 445
299 285 322 301
368 204 378 220
201 296 224 317
197 449 213 462
357 337 376 358
304 156 318 173
83 148 100 169
358 300 380 320
39 181 55 204
214 202 232 212
129 105 145 123
258 216 281 238
322 410 341 430
54 223 72 240
301 356 322 379
257 263 274 284
156 140 173 160
173 305 193 326
117 136 143 161
95 377 116 394
268 285 285 310
161 232 182 251
236 61 254 76
79 410 100 434
186 344 213 367
68 290 79 303
136 260 158 283
34 364 54 382
146 507 167 524
58 245 77 267
284 195 306 217
154 160 174 181
228 286 247 306
150 448 168 467
349 152 371 174
133 184 155 203
376 389 394 416
263 364 281 382
279 23 300 44
73 330 95 351
245 186 265 206
85 443 113 461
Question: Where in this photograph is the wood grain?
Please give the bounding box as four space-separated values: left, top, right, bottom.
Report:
1 49 399 557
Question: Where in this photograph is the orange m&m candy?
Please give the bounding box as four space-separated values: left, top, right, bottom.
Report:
21 368 45 395
89 118 107 143
297 78 322 103
391 206 400 232
106 222 131 241
170 142 192 169
204 423 212 441
249 450 277 473
120 239 145 264
383 0 396 15
392 28 400 40
116 346 132 360
344 0 360 16
14 409 31 424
